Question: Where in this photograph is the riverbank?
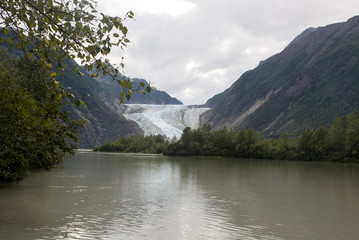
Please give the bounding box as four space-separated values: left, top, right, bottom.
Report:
94 111 359 163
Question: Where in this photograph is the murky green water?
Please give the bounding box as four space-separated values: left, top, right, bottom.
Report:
1 150 359 239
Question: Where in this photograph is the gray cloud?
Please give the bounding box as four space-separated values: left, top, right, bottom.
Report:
100 0 359 104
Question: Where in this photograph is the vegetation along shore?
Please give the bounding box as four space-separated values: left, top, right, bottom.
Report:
94 110 359 163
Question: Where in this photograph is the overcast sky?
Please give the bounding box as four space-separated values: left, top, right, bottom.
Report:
98 0 359 105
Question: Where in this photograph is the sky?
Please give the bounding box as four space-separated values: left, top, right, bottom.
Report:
98 0 359 105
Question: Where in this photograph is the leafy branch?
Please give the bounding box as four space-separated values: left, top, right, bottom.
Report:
0 0 151 103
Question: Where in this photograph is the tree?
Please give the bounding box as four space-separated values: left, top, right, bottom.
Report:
0 0 150 103
327 116 347 153
210 128 235 156
234 128 261 158
93 135 169 154
0 51 84 181
273 132 298 160
298 127 329 161
0 1 153 181
345 110 359 161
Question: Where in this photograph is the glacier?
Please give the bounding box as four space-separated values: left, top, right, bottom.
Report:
122 104 210 139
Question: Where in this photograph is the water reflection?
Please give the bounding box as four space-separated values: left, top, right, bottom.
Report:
1 152 359 239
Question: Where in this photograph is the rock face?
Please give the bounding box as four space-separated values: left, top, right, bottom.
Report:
55 63 185 148
202 16 359 137
59 60 144 148
93 72 183 105
122 104 210 139
1 31 181 148
57 61 185 148
59 61 187 147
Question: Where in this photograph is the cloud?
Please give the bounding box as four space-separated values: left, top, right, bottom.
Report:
98 0 196 17
99 0 359 104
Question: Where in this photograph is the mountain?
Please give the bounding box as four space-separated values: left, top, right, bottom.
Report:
58 60 144 148
59 62 184 147
0 32 182 148
201 16 359 137
93 70 182 105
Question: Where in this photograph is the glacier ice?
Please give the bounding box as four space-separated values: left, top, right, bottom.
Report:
122 104 210 139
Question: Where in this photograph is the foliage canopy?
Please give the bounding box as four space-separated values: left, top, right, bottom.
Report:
0 0 149 103
0 0 154 182
0 51 84 182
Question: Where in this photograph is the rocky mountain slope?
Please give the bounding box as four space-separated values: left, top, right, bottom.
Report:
59 61 183 147
93 70 182 105
201 16 359 137
58 60 144 148
0 34 182 147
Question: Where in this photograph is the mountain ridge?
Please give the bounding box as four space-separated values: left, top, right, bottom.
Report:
60 63 184 147
202 16 359 136
91 67 183 105
0 33 182 147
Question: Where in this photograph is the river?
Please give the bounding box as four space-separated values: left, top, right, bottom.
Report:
1 151 359 239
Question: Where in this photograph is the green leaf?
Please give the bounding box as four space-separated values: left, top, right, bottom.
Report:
66 91 75 98
8 36 13 45
146 86 152 93
83 25 90 32
113 33 119 38
54 80 60 88
122 27 128 35
27 52 33 60
126 91 132 100
81 101 86 108
140 82 146 88
74 68 84 75
76 22 83 29
128 11 135 19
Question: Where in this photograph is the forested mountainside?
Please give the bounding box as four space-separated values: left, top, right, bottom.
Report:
202 16 359 137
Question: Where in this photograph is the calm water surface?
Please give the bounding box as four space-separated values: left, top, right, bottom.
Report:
1 151 359 239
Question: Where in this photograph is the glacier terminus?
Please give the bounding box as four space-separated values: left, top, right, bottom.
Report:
122 104 210 140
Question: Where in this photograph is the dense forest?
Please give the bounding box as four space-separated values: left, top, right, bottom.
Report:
94 110 359 162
